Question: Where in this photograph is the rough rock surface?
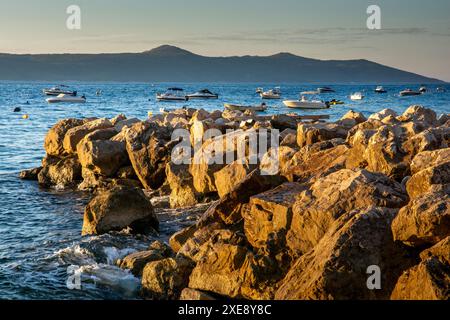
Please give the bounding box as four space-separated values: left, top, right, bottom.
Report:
286 169 408 256
82 186 158 235
44 118 85 156
391 237 450 300
63 118 113 154
38 156 82 188
141 257 194 300
276 207 412 300
392 191 449 247
125 121 172 190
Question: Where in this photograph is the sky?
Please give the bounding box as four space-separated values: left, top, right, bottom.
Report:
0 0 449 81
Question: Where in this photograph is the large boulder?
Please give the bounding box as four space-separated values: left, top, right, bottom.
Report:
368 108 397 121
276 207 412 300
284 144 349 183
297 123 348 148
82 186 158 235
214 158 258 198
205 169 287 225
19 167 42 180
38 156 82 188
141 257 194 300
410 148 450 175
406 160 450 199
392 191 449 247
391 237 450 300
118 241 173 276
188 243 272 299
77 129 129 177
165 162 199 208
364 125 409 180
397 105 438 126
44 118 85 156
286 169 408 256
243 182 307 252
63 118 113 154
339 110 367 125
124 121 172 190
190 129 276 194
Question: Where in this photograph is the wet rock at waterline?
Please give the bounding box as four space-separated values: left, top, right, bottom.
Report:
82 186 159 236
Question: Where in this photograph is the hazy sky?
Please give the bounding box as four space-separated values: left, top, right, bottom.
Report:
1 0 449 80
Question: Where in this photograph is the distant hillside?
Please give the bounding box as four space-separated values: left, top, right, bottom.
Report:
0 45 443 83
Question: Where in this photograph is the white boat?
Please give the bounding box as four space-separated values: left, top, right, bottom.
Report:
260 88 281 99
374 86 387 93
156 88 188 101
317 87 335 93
283 95 329 109
224 103 268 112
400 89 421 96
46 94 86 103
186 89 218 99
350 92 364 100
43 86 77 96
419 86 427 93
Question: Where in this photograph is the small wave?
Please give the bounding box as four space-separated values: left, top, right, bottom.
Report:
74 264 141 297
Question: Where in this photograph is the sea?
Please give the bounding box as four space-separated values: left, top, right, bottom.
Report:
0 81 449 299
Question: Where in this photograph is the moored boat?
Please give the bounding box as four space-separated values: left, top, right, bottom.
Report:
260 88 281 99
283 95 329 109
43 86 77 96
224 103 268 112
400 89 421 96
156 88 188 101
350 92 364 100
46 94 86 103
374 86 387 93
186 89 219 99
317 87 335 93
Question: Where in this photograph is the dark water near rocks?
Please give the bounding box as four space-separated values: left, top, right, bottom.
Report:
0 81 449 299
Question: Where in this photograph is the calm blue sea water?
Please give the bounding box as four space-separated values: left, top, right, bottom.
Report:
0 81 449 299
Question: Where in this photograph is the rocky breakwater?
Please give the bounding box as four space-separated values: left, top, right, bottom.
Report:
20 105 449 300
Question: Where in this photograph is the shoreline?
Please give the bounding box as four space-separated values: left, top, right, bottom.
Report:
19 105 450 300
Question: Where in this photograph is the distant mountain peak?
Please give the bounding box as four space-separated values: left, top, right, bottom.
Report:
143 45 195 56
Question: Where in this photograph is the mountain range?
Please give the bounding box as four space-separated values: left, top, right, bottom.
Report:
0 45 443 83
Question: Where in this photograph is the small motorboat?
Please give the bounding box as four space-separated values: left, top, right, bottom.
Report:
260 88 281 99
350 92 364 100
301 90 320 95
400 89 421 96
186 89 219 99
419 86 427 93
374 86 387 93
224 103 268 112
156 88 188 101
317 87 335 93
283 95 329 109
46 94 86 103
256 87 263 94
43 85 77 96
328 99 344 105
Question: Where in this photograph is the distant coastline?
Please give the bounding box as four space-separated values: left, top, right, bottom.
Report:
0 45 444 83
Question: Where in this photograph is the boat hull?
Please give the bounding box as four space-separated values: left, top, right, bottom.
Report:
46 98 86 103
224 103 267 112
186 94 218 99
400 91 421 96
283 100 329 109
43 90 77 96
